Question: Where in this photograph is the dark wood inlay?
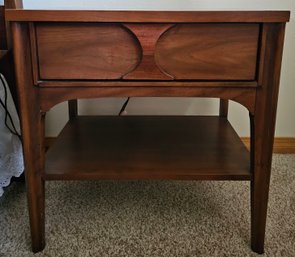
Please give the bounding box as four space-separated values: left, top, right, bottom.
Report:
123 23 174 80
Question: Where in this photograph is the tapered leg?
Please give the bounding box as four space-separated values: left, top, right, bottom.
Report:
68 99 78 120
11 22 46 252
251 181 269 254
250 113 272 254
25 114 46 252
27 179 45 252
219 99 229 118
250 112 275 254
249 23 286 254
26 177 45 252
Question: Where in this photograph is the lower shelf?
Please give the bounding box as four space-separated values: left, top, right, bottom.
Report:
45 116 251 181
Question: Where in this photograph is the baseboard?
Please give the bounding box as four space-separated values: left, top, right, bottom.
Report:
46 137 295 154
241 137 295 154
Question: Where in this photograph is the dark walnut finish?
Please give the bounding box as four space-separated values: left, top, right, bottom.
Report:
155 24 260 80
123 23 174 80
36 23 260 81
45 116 251 181
5 10 290 23
5 1 290 254
36 23 141 80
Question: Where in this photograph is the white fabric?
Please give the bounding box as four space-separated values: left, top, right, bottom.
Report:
0 74 24 197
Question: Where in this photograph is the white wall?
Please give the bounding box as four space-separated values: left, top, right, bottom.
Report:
14 0 294 137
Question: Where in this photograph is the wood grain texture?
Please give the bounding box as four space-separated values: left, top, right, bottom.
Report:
45 116 251 181
46 137 295 155
257 23 268 86
39 86 256 114
29 22 39 85
250 23 286 254
35 23 261 82
8 7 290 254
11 22 45 253
4 0 23 49
5 10 290 23
123 24 173 80
155 24 259 80
36 23 141 80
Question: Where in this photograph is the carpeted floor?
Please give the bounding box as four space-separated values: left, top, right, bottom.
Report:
0 154 294 257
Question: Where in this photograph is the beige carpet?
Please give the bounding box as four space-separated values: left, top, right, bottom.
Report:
0 154 294 257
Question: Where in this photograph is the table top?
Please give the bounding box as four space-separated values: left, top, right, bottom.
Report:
5 0 291 23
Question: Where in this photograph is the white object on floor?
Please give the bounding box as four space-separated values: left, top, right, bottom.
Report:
0 74 24 197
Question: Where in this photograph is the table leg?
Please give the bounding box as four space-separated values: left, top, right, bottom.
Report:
219 99 229 118
24 114 46 252
249 23 286 254
250 114 274 254
11 22 46 252
68 99 78 120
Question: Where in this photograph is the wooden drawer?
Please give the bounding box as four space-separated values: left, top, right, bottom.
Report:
35 23 260 81
36 23 141 80
155 24 259 80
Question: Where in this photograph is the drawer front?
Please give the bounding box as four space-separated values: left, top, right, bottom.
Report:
36 23 259 81
155 24 259 80
36 23 142 80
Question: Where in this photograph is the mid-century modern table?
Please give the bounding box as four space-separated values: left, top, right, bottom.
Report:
5 0 290 254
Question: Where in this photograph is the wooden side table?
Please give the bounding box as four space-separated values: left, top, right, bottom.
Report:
5 0 290 253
